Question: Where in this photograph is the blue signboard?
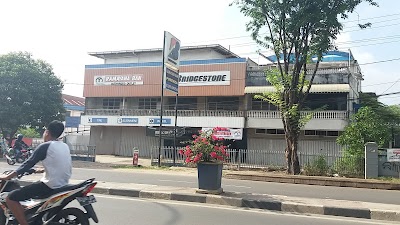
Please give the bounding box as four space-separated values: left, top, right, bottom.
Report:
164 67 179 94
88 117 108 124
149 118 171 125
65 116 81 128
117 118 139 124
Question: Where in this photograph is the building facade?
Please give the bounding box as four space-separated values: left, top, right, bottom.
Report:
81 45 362 157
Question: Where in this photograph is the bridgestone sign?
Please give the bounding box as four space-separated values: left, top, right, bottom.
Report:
179 71 230 86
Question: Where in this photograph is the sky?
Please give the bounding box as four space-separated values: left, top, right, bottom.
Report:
0 0 399 105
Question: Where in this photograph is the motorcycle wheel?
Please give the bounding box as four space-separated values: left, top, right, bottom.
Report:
52 208 89 225
6 158 15 165
0 208 5 225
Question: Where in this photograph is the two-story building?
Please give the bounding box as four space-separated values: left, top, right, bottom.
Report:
81 45 362 157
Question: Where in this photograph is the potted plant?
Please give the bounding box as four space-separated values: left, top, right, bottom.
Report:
179 127 230 194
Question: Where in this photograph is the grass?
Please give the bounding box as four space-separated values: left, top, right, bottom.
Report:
376 176 400 183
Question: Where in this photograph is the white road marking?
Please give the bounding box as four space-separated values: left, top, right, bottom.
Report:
95 194 397 225
158 179 195 184
224 184 252 189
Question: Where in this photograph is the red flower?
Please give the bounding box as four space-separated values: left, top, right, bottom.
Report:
178 149 184 155
192 134 197 139
214 146 219 150
210 152 218 158
193 153 202 163
211 135 218 141
185 157 192 163
218 137 224 141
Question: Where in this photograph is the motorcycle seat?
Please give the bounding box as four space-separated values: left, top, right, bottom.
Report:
35 180 90 199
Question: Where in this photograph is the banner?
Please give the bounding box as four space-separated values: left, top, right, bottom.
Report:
387 149 400 162
202 128 243 140
179 71 230 86
94 75 143 86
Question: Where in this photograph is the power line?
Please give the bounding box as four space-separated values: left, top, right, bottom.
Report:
380 79 400 96
359 57 400 66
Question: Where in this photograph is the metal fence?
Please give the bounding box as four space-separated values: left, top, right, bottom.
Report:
69 145 96 162
151 146 365 177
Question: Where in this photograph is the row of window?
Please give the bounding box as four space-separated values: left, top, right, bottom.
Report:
101 97 241 110
255 129 340 137
100 94 347 111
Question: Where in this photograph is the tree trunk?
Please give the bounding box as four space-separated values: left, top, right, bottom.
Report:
284 127 301 175
285 146 292 174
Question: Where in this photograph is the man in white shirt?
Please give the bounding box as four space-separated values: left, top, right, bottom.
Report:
0 120 72 225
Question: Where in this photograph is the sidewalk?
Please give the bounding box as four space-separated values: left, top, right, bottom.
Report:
19 177 400 222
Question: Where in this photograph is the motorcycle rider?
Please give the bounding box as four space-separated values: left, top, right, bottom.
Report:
0 120 72 225
13 134 29 161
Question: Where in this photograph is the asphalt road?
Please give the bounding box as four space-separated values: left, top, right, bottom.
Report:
1 162 399 205
80 194 397 225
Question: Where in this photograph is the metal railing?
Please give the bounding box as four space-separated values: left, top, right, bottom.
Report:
85 109 244 117
247 110 348 119
86 109 347 120
69 145 96 162
151 147 364 178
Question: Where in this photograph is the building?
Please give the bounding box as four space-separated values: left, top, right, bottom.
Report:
63 94 89 135
81 45 362 157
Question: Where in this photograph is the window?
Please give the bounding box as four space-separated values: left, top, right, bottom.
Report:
251 98 277 110
207 97 239 110
255 129 266 134
327 131 339 137
256 129 285 135
168 97 197 110
103 98 122 109
305 130 339 137
65 111 71 117
304 130 316 136
139 98 159 109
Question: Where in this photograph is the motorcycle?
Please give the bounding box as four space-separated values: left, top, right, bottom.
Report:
3 148 33 165
0 170 99 225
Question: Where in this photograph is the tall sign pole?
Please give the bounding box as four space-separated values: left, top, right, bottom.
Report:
159 31 181 167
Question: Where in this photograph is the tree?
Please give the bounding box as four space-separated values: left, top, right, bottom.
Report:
231 0 377 174
0 52 65 145
359 93 400 147
16 127 41 138
337 107 390 155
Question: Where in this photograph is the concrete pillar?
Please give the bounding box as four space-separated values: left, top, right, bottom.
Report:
364 142 378 179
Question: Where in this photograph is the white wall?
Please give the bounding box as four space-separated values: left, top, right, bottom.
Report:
104 48 230 64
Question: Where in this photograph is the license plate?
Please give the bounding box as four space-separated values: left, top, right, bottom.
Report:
76 195 96 206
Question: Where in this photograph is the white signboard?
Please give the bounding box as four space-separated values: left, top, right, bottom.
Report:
387 149 400 162
94 75 143 86
202 127 243 140
179 71 230 86
164 31 181 68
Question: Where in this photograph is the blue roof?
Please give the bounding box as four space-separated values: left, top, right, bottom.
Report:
64 104 85 111
266 51 353 63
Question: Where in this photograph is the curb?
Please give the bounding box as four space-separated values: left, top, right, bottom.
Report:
224 173 400 190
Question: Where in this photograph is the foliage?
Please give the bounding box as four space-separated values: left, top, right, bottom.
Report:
332 154 364 178
0 52 65 145
303 155 329 176
337 107 390 156
231 0 377 174
179 127 229 164
16 127 41 138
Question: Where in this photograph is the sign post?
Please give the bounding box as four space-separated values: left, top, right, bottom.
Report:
159 31 181 167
